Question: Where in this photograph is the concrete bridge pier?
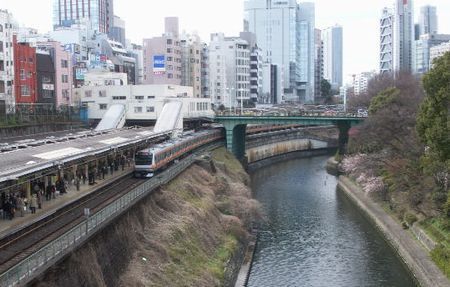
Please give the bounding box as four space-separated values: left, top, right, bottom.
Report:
224 124 247 161
337 121 351 155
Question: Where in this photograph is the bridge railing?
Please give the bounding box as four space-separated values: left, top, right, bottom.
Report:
215 111 366 118
0 142 222 287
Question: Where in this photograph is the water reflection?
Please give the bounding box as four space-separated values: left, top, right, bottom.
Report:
247 156 416 287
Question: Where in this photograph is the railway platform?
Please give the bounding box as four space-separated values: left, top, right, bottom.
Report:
0 165 133 239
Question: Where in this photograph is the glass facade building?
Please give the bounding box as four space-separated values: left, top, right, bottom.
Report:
52 0 114 34
244 0 315 104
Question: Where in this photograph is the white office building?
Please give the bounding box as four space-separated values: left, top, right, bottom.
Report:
76 84 213 122
380 7 394 74
380 0 414 73
208 33 250 109
353 72 376 96
322 25 343 90
414 34 450 74
244 0 315 104
430 41 450 67
0 10 16 113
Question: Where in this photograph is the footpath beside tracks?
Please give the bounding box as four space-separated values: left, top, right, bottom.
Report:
0 142 223 287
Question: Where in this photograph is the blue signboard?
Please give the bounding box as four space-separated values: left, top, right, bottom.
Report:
153 55 166 74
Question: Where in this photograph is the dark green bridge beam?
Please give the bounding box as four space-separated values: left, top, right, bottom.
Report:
215 116 365 160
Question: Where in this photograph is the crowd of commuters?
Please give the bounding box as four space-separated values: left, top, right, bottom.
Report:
0 154 132 223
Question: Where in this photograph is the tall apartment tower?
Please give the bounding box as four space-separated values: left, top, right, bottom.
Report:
143 17 182 85
419 5 437 36
180 33 202 98
244 0 315 104
393 0 414 72
380 7 394 74
53 0 114 35
208 33 250 108
322 25 343 90
0 10 16 113
314 28 323 102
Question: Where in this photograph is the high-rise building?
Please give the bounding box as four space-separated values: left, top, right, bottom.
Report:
244 0 315 104
297 2 315 104
180 33 202 98
393 0 414 72
419 5 437 36
430 41 450 67
353 71 375 96
52 0 114 35
314 28 323 103
143 17 182 85
0 9 17 113
380 7 394 74
240 31 262 105
201 43 210 99
322 25 343 90
208 33 250 108
413 34 450 74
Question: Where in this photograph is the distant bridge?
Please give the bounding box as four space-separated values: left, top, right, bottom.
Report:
214 115 366 160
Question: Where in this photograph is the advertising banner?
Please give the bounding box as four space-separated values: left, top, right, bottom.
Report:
153 55 166 74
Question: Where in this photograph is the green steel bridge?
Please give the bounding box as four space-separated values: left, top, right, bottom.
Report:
214 115 366 160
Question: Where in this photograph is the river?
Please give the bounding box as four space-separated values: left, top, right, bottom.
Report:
247 155 416 287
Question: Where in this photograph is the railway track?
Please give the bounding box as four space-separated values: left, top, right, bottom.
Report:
0 175 142 274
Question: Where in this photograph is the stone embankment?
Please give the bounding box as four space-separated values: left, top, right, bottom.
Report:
337 176 450 287
30 148 260 287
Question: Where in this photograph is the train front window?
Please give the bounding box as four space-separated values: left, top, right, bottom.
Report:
135 153 153 165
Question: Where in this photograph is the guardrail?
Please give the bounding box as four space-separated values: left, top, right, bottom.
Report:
0 142 223 287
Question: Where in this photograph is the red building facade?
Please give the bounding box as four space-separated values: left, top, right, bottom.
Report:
13 35 37 104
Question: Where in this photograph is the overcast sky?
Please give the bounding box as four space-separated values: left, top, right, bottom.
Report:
2 0 450 83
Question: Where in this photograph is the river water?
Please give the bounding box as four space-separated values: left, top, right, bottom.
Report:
247 156 416 287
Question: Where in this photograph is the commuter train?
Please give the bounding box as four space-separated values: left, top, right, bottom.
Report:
133 129 223 178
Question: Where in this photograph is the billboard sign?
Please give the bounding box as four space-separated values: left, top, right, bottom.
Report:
153 55 166 74
75 68 87 80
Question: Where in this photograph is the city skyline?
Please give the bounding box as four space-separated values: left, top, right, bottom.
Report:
2 0 450 84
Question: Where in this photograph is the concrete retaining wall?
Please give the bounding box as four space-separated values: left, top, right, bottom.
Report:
247 139 329 164
338 176 450 287
0 123 85 139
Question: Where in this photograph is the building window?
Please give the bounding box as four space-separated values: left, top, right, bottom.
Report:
135 96 144 100
134 106 143 113
62 89 69 99
112 96 126 100
99 104 108 110
28 71 33 78
99 90 106 97
147 95 155 99
85 90 92 97
0 81 4 93
42 75 51 83
42 89 53 99
167 39 173 45
20 69 26 80
28 57 33 63
146 106 155 113
20 85 30 96
168 73 173 79
62 74 68 83
61 59 68 68
0 41 3 52
0 25 3 32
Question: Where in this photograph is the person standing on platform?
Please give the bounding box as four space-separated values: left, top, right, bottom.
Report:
16 196 25 217
30 194 37 214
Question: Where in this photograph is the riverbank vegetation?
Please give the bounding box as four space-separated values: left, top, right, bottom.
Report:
343 52 449 278
31 148 261 287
